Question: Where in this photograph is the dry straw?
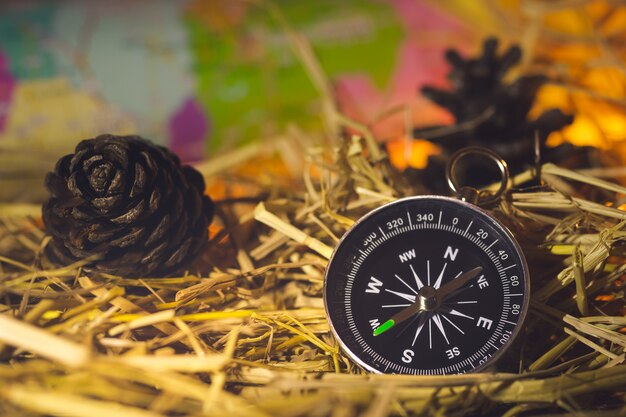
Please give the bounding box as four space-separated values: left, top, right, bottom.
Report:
1 0 626 416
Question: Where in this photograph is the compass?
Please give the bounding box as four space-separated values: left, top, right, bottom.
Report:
323 150 530 375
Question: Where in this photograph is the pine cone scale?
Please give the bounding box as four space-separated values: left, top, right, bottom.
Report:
130 162 147 198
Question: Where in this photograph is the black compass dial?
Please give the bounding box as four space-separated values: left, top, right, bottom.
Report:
324 196 529 375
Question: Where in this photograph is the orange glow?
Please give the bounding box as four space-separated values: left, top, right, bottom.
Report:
386 138 441 170
534 81 626 150
594 294 615 301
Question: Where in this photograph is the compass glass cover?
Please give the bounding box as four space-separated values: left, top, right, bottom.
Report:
324 196 529 375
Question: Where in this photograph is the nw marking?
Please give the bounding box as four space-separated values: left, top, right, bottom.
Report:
399 249 416 263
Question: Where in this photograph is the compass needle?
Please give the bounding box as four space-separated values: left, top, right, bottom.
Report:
323 196 529 374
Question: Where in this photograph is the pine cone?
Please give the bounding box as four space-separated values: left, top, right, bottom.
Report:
42 134 214 277
409 37 579 192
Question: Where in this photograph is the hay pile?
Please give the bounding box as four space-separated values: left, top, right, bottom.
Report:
0 129 625 416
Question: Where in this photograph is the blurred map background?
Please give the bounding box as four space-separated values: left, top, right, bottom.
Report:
0 0 494 200
1 0 624 201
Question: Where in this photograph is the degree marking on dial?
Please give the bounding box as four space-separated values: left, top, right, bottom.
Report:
385 289 416 303
438 210 442 226
502 264 517 271
441 314 464 334
409 264 424 290
485 239 499 251
465 220 474 234
378 226 387 238
433 262 448 289
506 293 523 297
502 319 517 325
395 274 418 294
407 211 412 227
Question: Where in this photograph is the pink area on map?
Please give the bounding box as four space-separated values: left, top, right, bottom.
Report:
168 97 210 162
0 49 16 132
334 0 476 140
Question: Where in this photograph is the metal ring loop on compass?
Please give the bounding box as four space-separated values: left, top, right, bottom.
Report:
446 147 509 207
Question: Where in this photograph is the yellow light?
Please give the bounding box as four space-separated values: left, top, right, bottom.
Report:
387 138 440 170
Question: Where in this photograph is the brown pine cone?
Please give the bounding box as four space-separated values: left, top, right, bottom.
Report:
42 134 214 277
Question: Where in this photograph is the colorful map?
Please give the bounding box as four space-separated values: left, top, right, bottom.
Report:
0 0 486 201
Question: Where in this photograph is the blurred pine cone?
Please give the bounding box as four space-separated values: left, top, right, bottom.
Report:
411 37 580 192
42 134 214 277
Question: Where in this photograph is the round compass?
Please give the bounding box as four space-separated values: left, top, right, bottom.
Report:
323 196 529 375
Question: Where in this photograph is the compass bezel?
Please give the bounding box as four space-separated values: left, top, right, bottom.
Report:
323 195 530 374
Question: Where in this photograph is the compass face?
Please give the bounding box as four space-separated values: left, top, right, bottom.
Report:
324 196 529 375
